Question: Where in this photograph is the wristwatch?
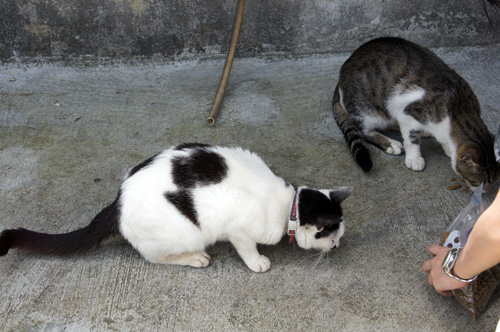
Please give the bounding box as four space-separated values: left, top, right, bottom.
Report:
441 247 478 283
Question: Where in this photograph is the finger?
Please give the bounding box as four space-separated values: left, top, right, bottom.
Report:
422 259 432 273
437 289 453 297
428 243 443 256
428 274 454 297
427 273 433 286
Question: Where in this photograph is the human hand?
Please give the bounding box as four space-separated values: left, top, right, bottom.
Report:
421 244 467 296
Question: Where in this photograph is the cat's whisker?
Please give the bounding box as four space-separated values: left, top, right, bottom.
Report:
311 251 326 270
308 251 324 259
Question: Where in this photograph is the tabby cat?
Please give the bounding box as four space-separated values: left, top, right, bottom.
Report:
0 143 353 272
332 37 499 190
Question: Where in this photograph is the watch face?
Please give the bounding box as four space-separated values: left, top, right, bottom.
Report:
443 250 453 271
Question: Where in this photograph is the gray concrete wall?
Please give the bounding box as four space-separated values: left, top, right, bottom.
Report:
1 0 500 62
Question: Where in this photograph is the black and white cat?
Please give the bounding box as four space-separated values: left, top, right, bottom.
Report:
0 143 352 272
332 37 500 191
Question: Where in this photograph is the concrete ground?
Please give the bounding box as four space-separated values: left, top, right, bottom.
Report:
1 44 500 332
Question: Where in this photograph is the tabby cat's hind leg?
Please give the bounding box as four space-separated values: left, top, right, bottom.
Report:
152 252 211 268
365 131 404 155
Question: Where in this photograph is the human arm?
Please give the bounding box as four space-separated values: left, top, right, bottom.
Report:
422 188 500 296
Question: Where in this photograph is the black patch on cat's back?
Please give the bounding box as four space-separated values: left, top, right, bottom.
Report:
164 190 198 226
128 154 159 177
175 143 213 151
171 147 228 188
166 145 228 227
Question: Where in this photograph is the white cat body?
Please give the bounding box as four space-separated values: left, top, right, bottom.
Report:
120 146 292 248
117 145 352 272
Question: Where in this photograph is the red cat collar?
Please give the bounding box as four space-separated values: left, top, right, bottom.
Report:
288 192 298 250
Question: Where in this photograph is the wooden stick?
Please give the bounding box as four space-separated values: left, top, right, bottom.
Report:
207 0 246 126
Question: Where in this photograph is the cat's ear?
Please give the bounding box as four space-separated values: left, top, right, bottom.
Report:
458 145 480 166
329 186 353 204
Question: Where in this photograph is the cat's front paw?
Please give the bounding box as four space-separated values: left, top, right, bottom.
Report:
405 156 425 171
247 255 271 273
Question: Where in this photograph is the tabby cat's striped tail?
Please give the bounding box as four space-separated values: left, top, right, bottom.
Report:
332 86 373 172
0 198 120 256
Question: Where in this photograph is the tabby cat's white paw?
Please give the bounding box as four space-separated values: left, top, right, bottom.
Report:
247 255 271 273
405 156 425 171
385 140 404 155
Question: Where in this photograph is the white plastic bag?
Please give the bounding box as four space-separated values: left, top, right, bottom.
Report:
440 184 486 250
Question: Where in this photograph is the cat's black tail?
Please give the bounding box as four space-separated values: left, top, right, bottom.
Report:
0 197 121 256
332 86 373 172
